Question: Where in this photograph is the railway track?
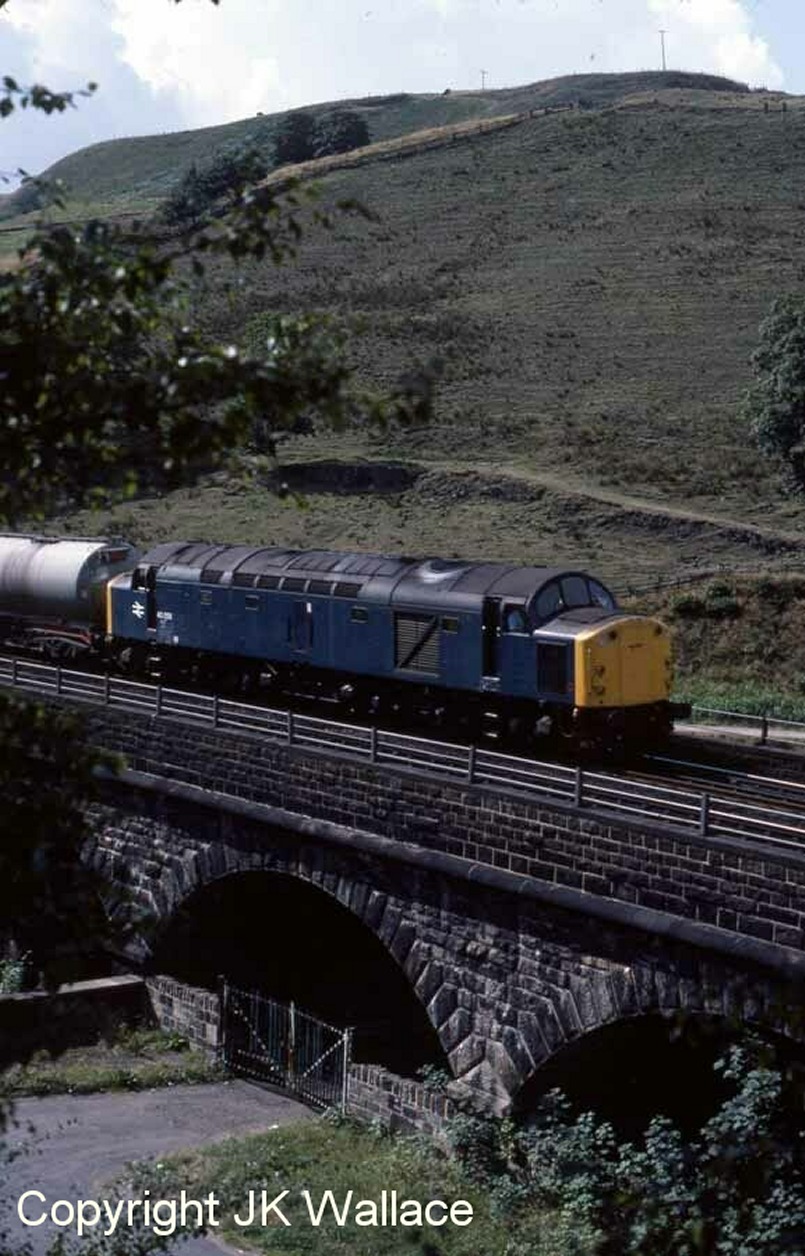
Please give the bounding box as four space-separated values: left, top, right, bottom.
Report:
3 652 805 854
645 752 805 809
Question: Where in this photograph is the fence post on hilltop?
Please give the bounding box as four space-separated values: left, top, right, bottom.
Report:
699 792 710 836
574 765 584 808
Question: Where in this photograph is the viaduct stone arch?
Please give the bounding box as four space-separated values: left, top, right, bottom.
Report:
86 774 802 1113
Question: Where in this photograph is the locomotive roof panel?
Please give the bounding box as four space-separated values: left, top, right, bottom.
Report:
140 542 417 589
137 543 615 615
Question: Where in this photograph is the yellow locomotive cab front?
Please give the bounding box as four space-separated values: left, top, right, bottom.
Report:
575 616 672 709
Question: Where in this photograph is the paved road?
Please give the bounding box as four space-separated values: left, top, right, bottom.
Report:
2 1081 312 1255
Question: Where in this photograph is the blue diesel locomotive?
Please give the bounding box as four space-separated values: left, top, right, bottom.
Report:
103 540 681 747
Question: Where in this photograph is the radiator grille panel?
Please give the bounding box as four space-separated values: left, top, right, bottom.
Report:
395 613 440 674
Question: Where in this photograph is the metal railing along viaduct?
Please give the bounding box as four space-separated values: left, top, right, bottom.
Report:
3 654 805 853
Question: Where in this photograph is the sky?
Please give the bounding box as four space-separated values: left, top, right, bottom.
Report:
0 0 801 185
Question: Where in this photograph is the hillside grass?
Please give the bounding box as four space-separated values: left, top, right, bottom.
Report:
12 69 805 537
20 66 805 705
625 574 805 718
0 69 746 215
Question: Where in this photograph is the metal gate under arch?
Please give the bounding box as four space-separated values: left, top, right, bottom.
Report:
220 980 352 1110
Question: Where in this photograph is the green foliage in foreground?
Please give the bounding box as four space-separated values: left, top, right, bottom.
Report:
142 1116 520 1256
0 695 115 986
446 1043 805 1256
129 1045 805 1256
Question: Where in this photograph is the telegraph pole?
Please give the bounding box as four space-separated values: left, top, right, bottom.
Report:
659 29 667 72
480 68 488 91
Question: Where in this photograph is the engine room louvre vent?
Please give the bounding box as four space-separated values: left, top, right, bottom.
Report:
233 571 257 588
282 577 307 592
308 580 334 595
334 582 362 598
395 613 440 674
256 574 280 589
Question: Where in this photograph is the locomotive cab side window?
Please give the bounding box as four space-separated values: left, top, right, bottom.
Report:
502 604 528 633
535 582 562 622
132 567 148 591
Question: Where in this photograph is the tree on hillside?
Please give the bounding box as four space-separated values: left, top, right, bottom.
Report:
312 108 370 158
744 295 805 490
161 159 207 227
273 108 370 168
274 109 317 166
162 146 268 227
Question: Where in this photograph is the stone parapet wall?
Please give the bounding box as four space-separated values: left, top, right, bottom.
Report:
146 974 220 1057
82 706 805 960
0 975 148 1064
347 1063 453 1134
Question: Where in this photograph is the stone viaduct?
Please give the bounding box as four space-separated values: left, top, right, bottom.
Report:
66 694 805 1116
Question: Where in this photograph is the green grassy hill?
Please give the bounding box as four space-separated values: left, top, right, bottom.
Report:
0 70 745 217
183 76 804 527
17 69 805 705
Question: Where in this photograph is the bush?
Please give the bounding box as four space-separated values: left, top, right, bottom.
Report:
161 163 207 226
744 294 805 490
274 108 370 167
447 1043 805 1255
274 110 317 166
162 147 267 226
671 592 706 618
0 951 28 994
312 108 370 158
704 582 740 618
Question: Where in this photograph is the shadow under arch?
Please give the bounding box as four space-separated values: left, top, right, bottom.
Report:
511 1010 805 1138
149 869 448 1076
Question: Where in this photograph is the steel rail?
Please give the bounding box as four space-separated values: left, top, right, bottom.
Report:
3 654 805 851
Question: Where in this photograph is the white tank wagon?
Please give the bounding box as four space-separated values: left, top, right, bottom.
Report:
0 536 138 653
